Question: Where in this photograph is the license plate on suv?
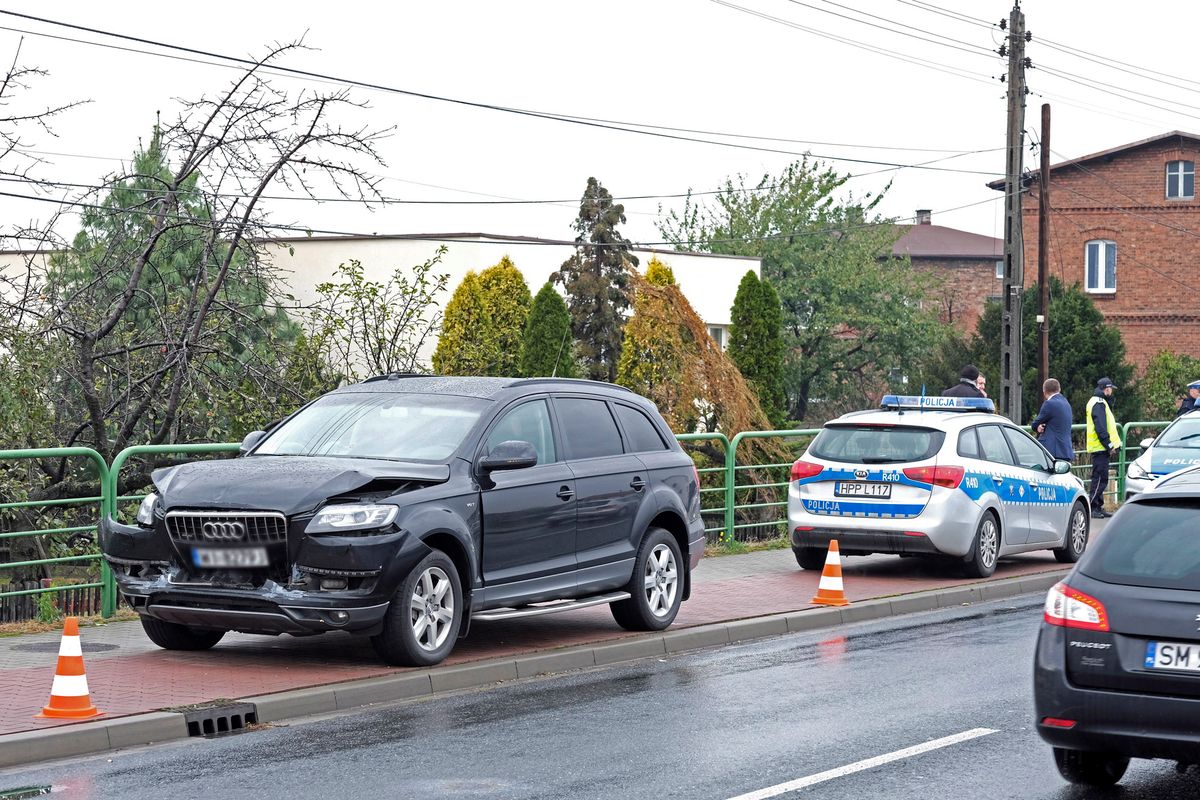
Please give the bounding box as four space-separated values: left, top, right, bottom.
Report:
834 481 892 498
1144 640 1200 672
192 547 268 568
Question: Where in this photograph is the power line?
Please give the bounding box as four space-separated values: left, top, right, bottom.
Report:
1038 64 1200 122
891 0 994 30
783 0 996 59
0 9 1002 177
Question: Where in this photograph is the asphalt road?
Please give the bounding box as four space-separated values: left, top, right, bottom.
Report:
6 595 1199 800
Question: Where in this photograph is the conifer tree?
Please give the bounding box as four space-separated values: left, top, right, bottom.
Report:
728 271 788 426
520 282 575 378
477 256 532 375
432 272 491 375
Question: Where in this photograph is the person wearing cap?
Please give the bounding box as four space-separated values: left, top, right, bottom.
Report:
1086 377 1122 519
1030 378 1074 461
1176 380 1200 416
943 364 985 398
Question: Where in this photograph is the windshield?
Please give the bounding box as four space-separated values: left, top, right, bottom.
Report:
808 424 945 464
254 392 487 462
1080 501 1200 591
1154 417 1200 448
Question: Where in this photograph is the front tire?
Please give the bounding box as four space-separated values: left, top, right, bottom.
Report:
371 550 463 667
611 527 683 631
140 616 225 651
963 512 1000 579
1052 748 1129 786
1054 503 1090 563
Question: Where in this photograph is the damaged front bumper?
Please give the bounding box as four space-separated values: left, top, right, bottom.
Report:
100 516 428 636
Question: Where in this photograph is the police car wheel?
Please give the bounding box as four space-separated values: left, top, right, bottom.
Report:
794 547 826 570
963 512 999 579
1054 502 1090 563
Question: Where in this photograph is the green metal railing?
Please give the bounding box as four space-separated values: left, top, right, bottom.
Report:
0 418 1180 620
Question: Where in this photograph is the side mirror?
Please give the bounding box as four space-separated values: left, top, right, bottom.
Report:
1053 459 1073 475
478 440 538 472
1140 437 1155 450
239 430 267 455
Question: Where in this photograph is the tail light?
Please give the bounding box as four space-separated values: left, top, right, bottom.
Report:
1044 581 1109 631
903 465 964 489
790 460 824 481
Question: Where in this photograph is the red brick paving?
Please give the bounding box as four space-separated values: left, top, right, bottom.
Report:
0 552 1068 737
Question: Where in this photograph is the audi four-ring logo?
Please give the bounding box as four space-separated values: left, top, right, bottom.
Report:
201 521 247 541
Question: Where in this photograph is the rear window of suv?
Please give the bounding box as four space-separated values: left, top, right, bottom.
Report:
809 424 945 464
1080 500 1200 590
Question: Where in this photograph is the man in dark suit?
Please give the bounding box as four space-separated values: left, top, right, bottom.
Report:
1030 377 1074 461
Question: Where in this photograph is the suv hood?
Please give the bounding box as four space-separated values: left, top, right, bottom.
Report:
152 456 451 515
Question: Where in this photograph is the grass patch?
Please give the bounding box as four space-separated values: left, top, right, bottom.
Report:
0 607 138 637
704 533 790 559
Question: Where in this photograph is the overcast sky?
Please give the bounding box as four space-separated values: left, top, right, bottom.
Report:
0 0 1195 253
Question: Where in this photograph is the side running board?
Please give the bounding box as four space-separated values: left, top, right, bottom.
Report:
472 592 630 622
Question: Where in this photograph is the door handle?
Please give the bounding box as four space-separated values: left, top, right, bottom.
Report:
629 476 647 491
556 486 575 501
992 476 1004 484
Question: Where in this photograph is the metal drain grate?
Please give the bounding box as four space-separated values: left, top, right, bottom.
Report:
183 702 258 737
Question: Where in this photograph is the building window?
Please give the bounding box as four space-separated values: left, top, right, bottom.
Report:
995 260 1004 280
707 325 725 349
1085 240 1116 294
1167 160 1195 199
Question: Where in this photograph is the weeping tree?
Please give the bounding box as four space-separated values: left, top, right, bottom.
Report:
0 41 390 497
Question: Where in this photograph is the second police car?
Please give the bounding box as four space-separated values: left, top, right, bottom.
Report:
1123 409 1200 500
788 395 1090 578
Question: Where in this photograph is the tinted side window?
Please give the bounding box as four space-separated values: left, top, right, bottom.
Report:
556 398 624 460
976 425 1016 466
958 428 980 459
614 404 668 452
1003 427 1051 471
486 400 556 464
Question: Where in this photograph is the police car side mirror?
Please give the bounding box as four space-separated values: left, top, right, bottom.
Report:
1140 437 1155 450
1053 459 1072 475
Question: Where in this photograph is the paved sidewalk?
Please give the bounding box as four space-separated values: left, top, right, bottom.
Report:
0 535 1094 740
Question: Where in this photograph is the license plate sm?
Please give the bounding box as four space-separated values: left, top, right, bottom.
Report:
1145 640 1200 672
192 547 268 569
834 481 892 499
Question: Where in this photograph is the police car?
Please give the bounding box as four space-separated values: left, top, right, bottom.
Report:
788 395 1090 578
1123 409 1200 500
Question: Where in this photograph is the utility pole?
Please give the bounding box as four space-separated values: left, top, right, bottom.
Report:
1037 102 1051 391
999 1 1028 423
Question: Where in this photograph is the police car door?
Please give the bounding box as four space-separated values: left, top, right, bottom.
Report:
974 424 1029 544
1002 425 1063 544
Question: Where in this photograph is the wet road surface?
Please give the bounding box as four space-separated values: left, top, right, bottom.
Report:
5 594 1199 799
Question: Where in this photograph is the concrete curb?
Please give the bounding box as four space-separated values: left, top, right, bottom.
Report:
0 570 1063 770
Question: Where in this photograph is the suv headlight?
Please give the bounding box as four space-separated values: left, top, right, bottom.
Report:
1126 458 1150 481
306 504 398 534
136 493 159 526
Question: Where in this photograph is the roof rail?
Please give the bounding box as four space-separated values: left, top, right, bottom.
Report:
510 377 634 393
361 373 429 383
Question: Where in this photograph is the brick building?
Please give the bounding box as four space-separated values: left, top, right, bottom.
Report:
891 209 1002 336
989 131 1200 370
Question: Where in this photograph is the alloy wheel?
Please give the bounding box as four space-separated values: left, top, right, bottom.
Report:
979 517 999 569
642 543 679 617
1071 507 1088 554
409 565 454 651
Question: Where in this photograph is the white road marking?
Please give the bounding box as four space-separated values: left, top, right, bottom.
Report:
725 727 999 800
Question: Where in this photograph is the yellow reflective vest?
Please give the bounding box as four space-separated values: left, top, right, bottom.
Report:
1085 396 1121 453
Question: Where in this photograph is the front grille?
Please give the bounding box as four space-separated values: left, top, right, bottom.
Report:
166 511 288 544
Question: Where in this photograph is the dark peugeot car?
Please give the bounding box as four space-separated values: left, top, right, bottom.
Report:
1034 467 1200 785
100 376 704 666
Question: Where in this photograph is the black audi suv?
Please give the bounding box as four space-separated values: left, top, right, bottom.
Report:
1034 466 1200 785
100 375 704 666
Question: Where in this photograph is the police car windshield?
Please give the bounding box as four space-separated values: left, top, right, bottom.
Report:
1156 418 1200 448
809 424 945 465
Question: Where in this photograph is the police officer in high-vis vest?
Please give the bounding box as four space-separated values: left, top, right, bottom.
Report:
1086 377 1122 519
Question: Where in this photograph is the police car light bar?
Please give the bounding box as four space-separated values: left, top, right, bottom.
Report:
880 394 996 413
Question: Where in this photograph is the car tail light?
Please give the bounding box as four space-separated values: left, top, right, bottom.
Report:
794 526 814 532
791 460 824 481
1040 717 1077 729
1044 581 1109 631
902 465 964 489
903 531 925 537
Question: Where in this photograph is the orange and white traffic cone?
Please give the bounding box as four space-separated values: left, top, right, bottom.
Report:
36 616 102 719
810 540 850 607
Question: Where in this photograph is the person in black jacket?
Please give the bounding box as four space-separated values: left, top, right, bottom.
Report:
943 365 985 398
1176 380 1200 416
